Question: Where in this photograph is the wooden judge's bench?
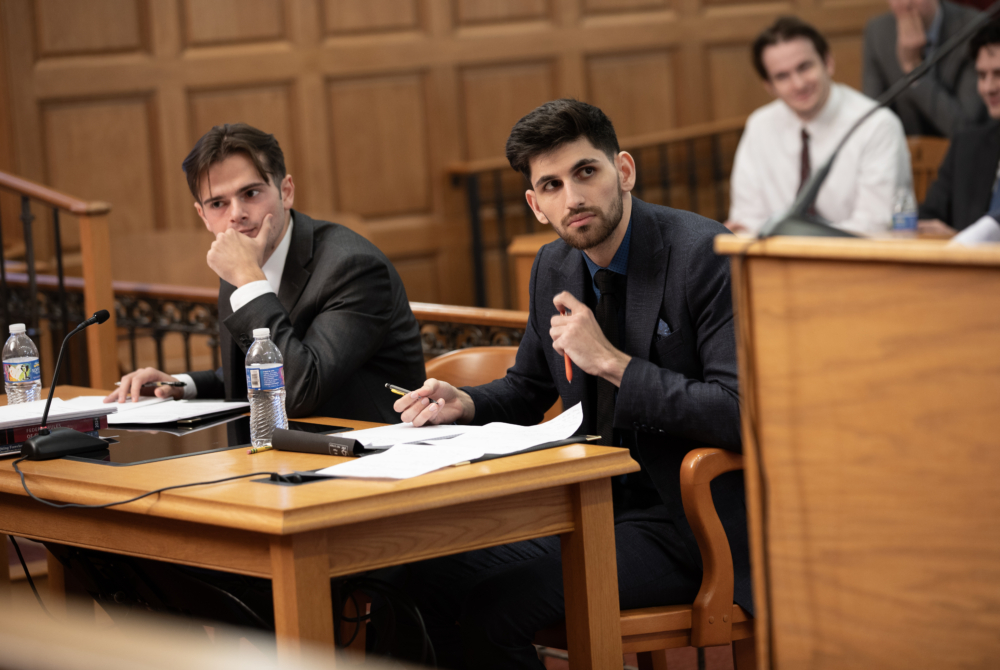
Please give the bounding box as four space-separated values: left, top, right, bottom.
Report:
714 235 1000 669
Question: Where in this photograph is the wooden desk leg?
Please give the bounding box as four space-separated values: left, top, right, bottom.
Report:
270 531 335 663
46 549 67 617
560 478 623 670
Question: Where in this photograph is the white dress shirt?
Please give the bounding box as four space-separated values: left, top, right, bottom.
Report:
729 83 912 236
174 214 294 398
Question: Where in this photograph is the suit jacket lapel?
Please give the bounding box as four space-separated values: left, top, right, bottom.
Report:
624 199 667 359
277 210 314 313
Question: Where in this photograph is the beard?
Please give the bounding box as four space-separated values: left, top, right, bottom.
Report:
554 186 624 251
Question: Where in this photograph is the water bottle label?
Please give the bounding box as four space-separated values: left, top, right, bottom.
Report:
892 212 918 231
246 364 284 390
4 358 40 383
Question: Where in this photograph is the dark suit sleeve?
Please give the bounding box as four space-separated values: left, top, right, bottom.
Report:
862 21 888 101
224 253 398 417
464 249 559 426
905 56 983 137
187 368 225 399
918 139 957 223
613 233 741 451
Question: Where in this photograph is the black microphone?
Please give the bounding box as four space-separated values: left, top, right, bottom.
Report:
760 1 1000 238
21 310 113 461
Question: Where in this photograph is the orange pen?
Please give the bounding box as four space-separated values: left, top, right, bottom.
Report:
558 307 573 382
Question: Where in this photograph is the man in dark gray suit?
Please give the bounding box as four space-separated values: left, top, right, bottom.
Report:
919 19 1000 237
390 100 749 669
863 0 985 137
106 124 424 422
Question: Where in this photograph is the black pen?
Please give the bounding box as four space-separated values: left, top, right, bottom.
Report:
385 383 412 396
115 380 187 388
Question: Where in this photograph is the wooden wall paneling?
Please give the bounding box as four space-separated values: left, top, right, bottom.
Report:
327 73 431 218
586 50 678 137
321 0 422 34
0 2 20 255
181 0 286 47
460 61 557 161
828 32 864 91
582 0 670 13
454 0 551 25
705 42 773 120
42 96 161 241
33 0 147 59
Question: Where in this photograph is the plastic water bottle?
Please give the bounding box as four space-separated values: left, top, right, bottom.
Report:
3 323 42 404
892 187 918 236
245 327 287 447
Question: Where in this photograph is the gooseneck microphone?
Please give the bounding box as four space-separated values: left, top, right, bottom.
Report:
21 309 112 460
760 1 1000 238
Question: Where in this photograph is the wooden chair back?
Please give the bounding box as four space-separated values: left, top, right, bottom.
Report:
423 346 562 422
908 136 950 203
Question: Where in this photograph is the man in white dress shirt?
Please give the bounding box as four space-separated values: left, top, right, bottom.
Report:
726 16 911 237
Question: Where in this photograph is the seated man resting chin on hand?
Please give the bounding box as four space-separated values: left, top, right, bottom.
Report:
105 123 424 423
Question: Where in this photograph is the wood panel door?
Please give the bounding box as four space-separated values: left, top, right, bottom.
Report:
0 0 884 306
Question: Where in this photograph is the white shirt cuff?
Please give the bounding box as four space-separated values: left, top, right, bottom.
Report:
173 373 199 400
949 215 1000 246
230 280 275 314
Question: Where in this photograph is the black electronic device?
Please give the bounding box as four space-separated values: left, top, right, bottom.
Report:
272 428 364 457
760 1 1000 238
21 310 112 461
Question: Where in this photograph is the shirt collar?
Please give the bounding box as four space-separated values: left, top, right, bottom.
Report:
584 217 631 281
927 5 943 48
261 211 294 293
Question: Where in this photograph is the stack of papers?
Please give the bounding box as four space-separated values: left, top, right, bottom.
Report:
63 396 248 425
315 403 584 479
0 398 117 430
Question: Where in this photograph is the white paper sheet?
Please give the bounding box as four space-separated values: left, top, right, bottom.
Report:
314 443 484 479
315 403 585 479
0 398 117 430
344 422 478 449
63 396 247 425
949 214 1000 246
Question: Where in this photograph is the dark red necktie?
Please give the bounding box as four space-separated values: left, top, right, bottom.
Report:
798 128 811 194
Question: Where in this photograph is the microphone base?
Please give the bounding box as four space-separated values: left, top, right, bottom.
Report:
22 428 108 461
764 213 859 239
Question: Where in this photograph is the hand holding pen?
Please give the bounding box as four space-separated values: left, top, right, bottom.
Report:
104 368 187 403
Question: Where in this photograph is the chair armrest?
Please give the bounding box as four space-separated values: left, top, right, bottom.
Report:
680 447 744 647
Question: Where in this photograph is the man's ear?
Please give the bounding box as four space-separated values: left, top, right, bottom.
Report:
194 202 211 232
280 174 295 211
524 190 549 225
616 151 637 193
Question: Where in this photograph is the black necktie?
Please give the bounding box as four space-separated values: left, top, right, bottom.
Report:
593 269 622 446
798 128 811 194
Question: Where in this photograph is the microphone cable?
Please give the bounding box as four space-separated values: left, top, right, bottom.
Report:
11 456 297 509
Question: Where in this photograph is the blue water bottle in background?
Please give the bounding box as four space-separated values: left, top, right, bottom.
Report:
245 327 288 447
3 323 42 404
892 186 918 237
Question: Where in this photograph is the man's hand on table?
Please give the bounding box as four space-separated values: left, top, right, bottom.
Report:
918 218 957 238
206 213 272 287
104 368 185 403
393 379 476 426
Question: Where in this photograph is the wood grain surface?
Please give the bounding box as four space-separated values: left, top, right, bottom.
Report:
719 236 1000 669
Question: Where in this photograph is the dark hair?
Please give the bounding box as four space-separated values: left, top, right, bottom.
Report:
505 99 620 181
752 16 830 80
182 123 286 202
969 18 1000 62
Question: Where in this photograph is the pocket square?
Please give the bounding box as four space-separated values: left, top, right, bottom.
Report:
656 319 672 337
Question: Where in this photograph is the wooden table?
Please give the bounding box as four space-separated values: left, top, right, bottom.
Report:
0 386 638 667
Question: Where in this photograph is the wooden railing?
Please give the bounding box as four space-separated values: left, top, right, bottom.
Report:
3 269 529 377
447 117 747 308
0 171 117 389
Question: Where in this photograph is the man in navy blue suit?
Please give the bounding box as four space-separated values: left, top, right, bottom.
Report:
391 99 751 669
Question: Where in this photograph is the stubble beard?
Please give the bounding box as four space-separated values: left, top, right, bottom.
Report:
556 185 625 252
